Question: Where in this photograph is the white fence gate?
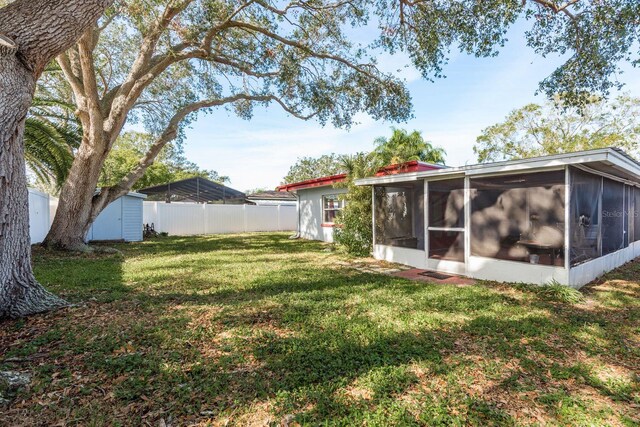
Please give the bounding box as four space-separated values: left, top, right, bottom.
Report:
143 202 297 235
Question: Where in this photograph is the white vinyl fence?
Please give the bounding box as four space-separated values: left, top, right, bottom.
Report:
28 188 51 244
143 202 297 235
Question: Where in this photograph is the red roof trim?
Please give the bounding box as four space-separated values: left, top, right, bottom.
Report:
375 160 443 176
276 161 446 192
276 173 347 192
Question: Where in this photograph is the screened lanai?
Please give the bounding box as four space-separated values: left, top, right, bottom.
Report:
360 148 640 287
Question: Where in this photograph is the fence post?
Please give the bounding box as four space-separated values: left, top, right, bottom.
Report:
243 205 247 233
154 202 160 232
203 203 207 235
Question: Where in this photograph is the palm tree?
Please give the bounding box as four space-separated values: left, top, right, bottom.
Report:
373 127 446 166
25 98 81 190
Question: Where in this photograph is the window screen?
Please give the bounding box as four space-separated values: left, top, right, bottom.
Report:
625 185 634 246
322 194 344 224
428 230 464 262
470 171 565 266
374 182 424 250
570 168 601 266
602 179 625 255
428 179 465 228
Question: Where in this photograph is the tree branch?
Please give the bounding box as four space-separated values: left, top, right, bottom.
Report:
227 20 383 83
98 93 315 205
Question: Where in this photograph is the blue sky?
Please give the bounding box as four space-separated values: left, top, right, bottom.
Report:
181 23 640 192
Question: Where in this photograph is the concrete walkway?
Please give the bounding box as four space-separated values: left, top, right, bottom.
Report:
335 258 476 286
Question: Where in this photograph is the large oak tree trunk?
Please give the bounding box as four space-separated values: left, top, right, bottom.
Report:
0 0 113 318
43 139 110 251
0 50 66 318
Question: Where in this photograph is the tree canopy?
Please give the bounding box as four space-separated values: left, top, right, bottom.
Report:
373 127 446 165
282 154 346 184
474 95 640 163
333 128 446 255
25 97 80 191
99 132 226 190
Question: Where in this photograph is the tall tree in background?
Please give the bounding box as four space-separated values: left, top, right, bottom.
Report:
374 128 446 166
334 129 445 255
474 96 640 163
42 0 411 251
282 154 346 184
0 0 112 318
41 0 640 251
100 132 226 190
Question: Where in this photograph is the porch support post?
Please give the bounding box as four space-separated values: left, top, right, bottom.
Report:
564 166 571 282
424 179 429 263
464 175 471 270
371 186 376 252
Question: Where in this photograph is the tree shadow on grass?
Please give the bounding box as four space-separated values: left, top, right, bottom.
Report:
4 236 638 425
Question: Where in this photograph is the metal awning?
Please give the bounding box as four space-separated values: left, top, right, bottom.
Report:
138 177 245 203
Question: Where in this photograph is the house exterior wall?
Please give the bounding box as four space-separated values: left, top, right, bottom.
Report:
298 186 347 243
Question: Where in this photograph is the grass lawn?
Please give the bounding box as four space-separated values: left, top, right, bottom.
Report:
1 233 639 426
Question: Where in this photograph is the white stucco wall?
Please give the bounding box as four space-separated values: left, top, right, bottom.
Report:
298 186 347 243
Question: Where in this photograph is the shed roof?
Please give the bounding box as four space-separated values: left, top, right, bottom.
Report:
138 177 245 203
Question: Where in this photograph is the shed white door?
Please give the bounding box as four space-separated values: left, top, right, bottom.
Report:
90 199 123 241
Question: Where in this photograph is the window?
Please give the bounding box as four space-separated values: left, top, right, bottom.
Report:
374 182 424 249
322 194 344 224
428 178 465 262
470 171 565 266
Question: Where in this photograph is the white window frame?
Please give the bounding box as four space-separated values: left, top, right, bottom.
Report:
322 194 345 225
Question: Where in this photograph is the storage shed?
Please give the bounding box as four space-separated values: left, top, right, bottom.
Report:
87 192 147 242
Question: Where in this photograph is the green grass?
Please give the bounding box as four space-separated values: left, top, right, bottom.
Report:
1 233 639 426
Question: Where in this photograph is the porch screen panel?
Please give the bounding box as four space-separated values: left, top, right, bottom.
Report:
470 171 565 266
428 179 464 228
602 178 625 255
636 187 640 242
570 168 601 266
625 186 633 246
428 230 464 262
428 178 465 261
374 182 424 250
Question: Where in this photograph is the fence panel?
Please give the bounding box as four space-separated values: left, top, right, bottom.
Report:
245 205 280 232
28 188 50 244
157 203 205 235
144 202 296 235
